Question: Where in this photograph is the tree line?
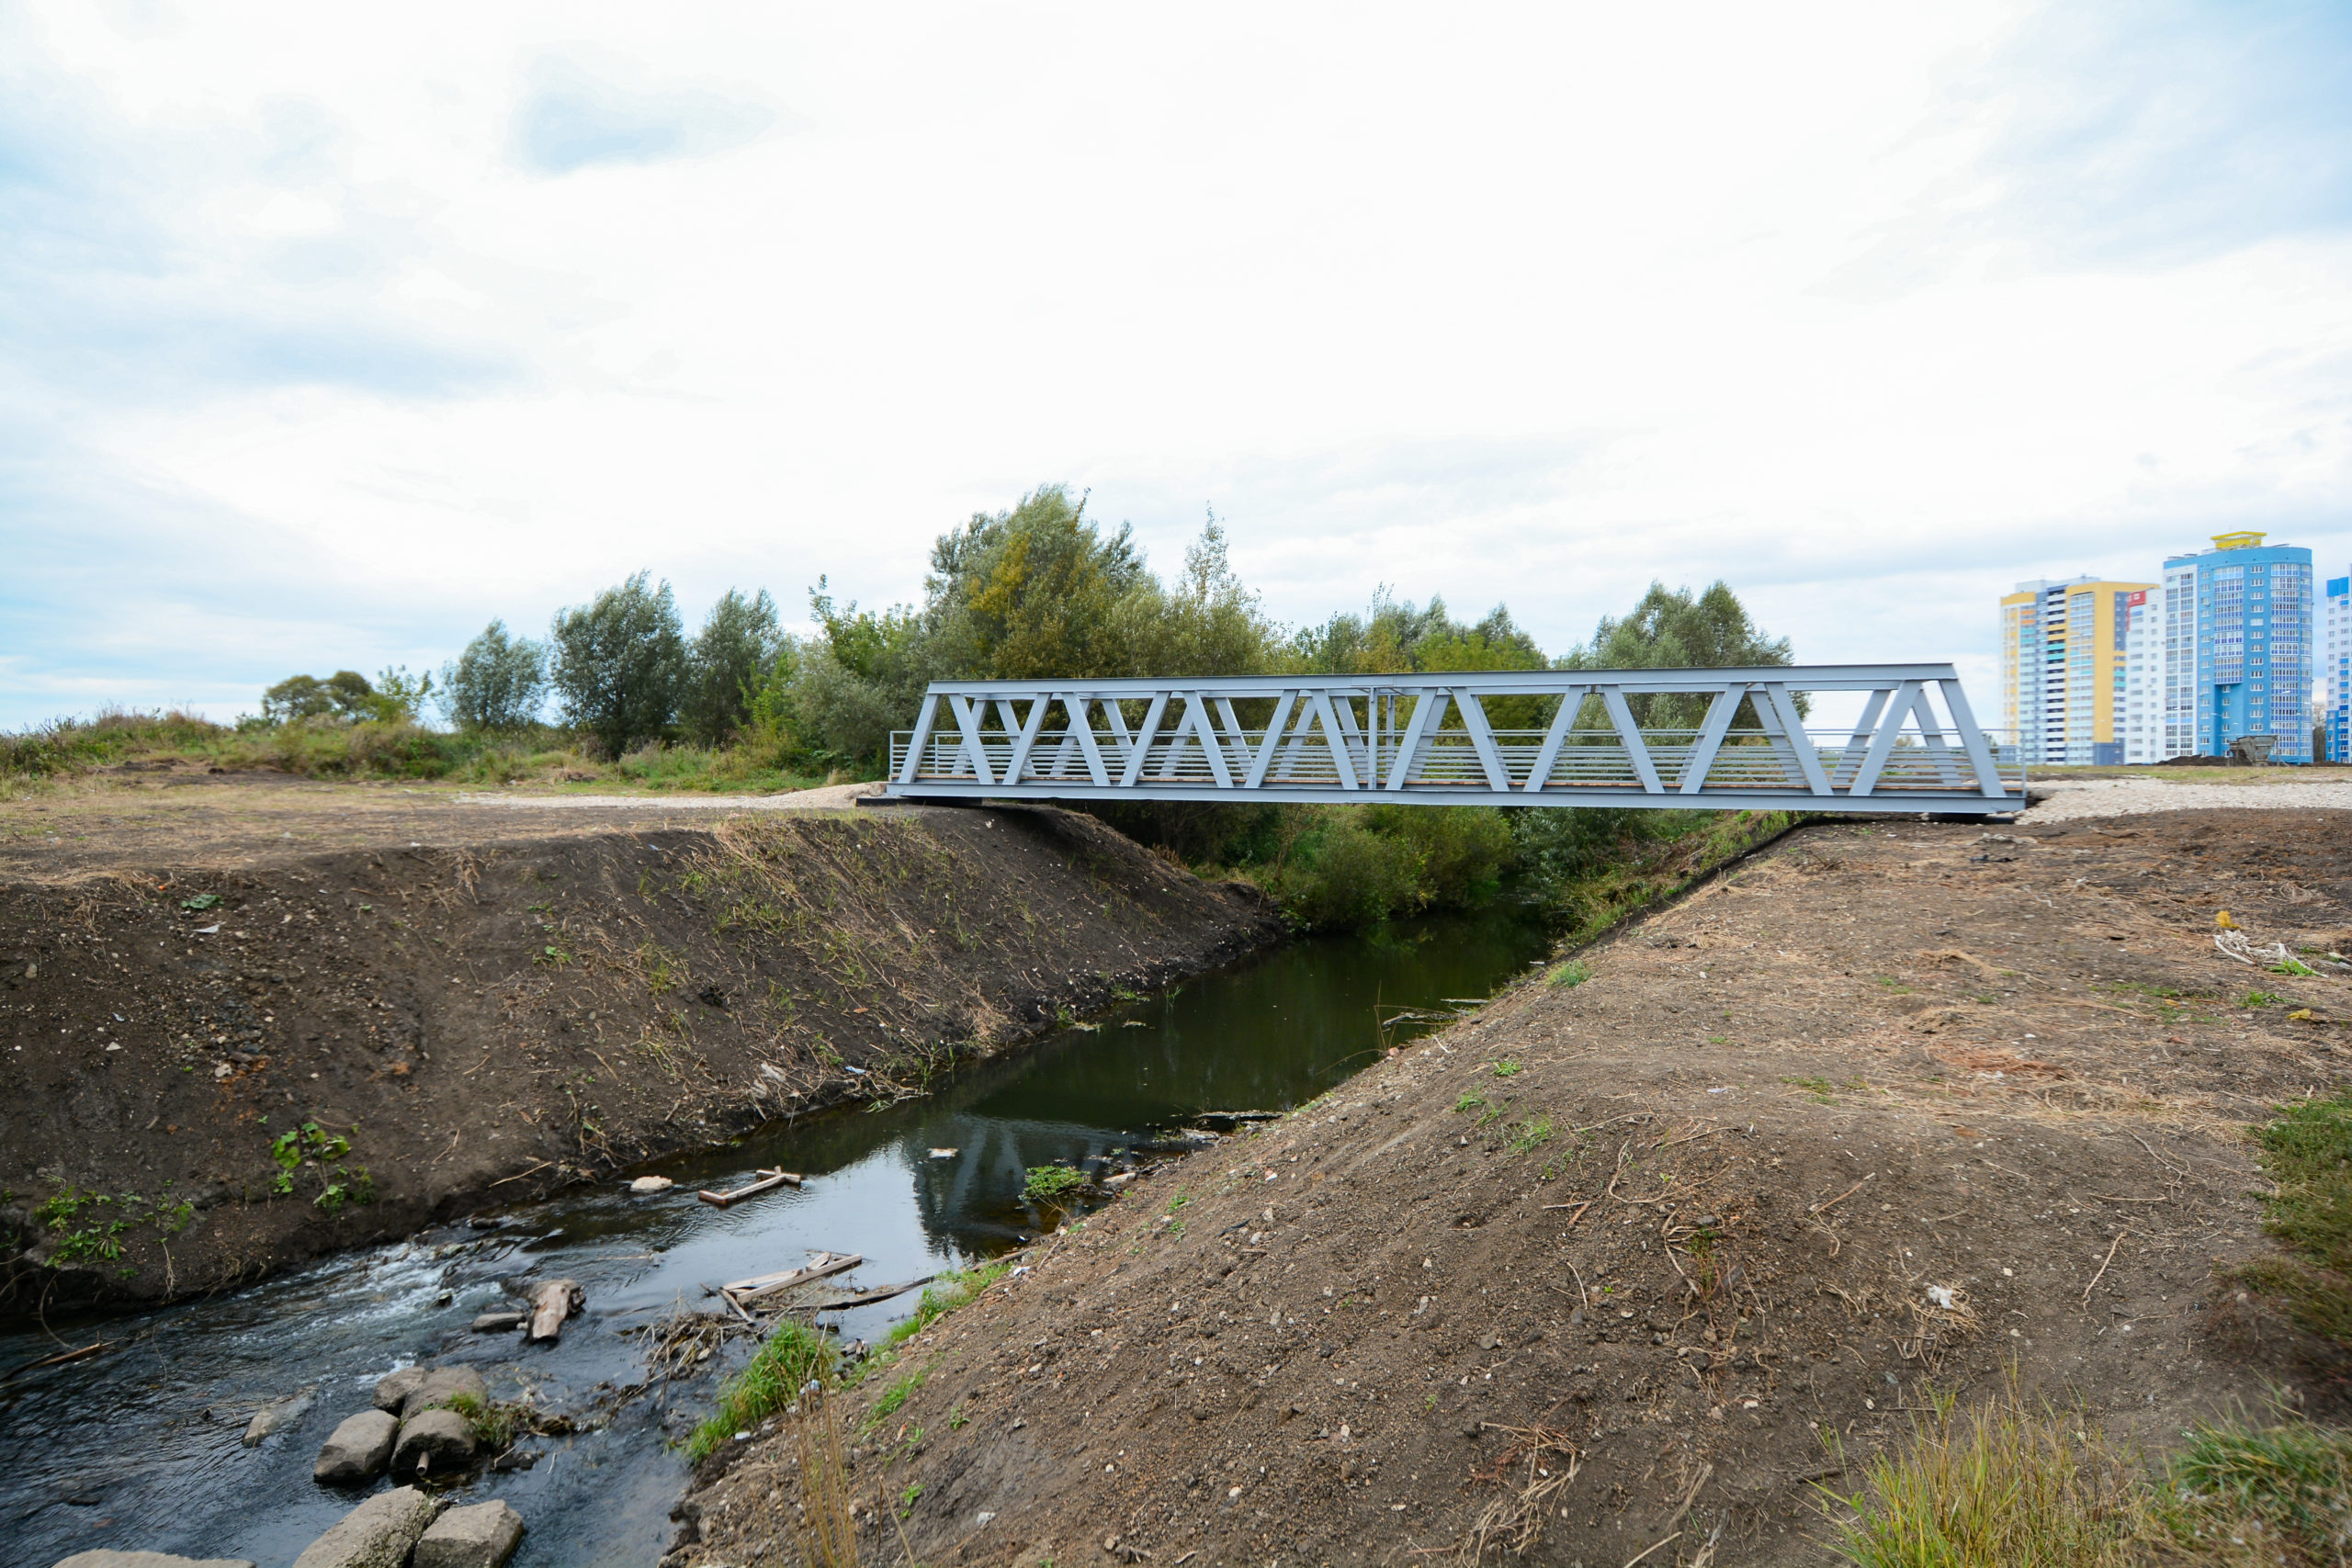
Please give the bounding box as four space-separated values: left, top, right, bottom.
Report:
263 485 1793 774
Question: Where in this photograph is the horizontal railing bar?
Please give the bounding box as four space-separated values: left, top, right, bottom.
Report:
910 663 1962 697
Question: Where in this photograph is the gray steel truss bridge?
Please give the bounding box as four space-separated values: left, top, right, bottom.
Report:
882 664 2024 814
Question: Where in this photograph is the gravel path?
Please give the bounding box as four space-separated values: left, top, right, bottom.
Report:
455 781 883 810
2019 773 2352 823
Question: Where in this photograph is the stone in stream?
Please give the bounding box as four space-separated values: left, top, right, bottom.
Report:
391 1408 479 1477
51 1553 259 1568
628 1175 673 1193
394 1365 488 1419
289 1485 438 1568
470 1312 525 1333
413 1500 526 1568
370 1366 426 1413
239 1388 312 1446
312 1408 399 1485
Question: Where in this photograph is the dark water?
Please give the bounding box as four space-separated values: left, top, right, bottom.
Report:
0 909 1551 1568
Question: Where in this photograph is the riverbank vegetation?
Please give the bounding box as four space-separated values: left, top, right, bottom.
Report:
3 484 1801 932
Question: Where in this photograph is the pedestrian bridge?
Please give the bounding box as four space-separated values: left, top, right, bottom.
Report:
883 665 2024 813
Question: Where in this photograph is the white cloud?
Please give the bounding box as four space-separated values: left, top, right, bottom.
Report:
3 0 2349 728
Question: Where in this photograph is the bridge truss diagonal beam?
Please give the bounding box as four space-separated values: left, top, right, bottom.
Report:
887 664 2024 813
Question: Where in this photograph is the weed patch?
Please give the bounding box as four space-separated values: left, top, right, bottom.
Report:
2231 1092 2352 1350
687 1319 836 1463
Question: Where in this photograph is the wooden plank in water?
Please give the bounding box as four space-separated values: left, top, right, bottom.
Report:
808 1275 936 1312
722 1251 863 1303
697 1168 803 1208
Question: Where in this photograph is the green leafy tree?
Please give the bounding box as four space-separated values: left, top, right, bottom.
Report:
261 670 381 724
439 621 547 731
549 572 687 757
681 589 782 744
1558 580 1794 725
370 666 434 723
1514 580 1796 900
924 485 1150 679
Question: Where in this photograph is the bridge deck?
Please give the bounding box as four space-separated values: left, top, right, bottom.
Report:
882 665 2024 813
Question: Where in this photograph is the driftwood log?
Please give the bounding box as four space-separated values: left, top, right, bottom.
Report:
528 1278 586 1342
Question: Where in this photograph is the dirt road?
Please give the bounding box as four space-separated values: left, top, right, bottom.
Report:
673 807 2352 1567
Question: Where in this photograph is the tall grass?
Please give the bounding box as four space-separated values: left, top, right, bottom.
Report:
0 708 826 794
1825 1385 2147 1568
1829 1382 2352 1568
685 1318 836 1464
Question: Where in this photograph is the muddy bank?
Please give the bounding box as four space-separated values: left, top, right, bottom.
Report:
0 800 1283 1311
673 809 2352 1567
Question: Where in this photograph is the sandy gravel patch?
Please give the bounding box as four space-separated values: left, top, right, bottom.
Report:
2020 773 2352 824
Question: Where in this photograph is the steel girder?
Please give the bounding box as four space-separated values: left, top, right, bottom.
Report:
881 665 2023 812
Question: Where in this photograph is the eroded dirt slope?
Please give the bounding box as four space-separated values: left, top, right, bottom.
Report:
0 800 1281 1310
676 809 2352 1568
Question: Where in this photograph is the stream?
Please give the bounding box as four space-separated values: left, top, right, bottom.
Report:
0 908 1552 1567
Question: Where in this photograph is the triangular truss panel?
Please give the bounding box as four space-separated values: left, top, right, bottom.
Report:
888 667 2023 814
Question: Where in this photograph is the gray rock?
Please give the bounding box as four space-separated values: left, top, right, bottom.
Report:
399 1365 488 1419
370 1366 427 1413
469 1312 524 1334
391 1407 479 1478
312 1409 400 1485
51 1552 258 1568
289 1485 438 1568
240 1388 313 1446
413 1500 526 1568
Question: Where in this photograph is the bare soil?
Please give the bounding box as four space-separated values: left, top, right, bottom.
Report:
0 774 1282 1313
675 808 2352 1568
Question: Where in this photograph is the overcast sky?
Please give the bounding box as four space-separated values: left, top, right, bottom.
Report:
5 1 2349 730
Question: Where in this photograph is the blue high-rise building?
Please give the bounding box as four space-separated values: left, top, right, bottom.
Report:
2160 532 2315 762
2326 570 2348 763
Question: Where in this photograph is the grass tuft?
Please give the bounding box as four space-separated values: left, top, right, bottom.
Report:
686 1318 836 1464
1824 1385 2145 1568
2158 1412 2352 1563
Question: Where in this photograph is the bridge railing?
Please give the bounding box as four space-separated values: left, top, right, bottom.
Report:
882 666 2025 811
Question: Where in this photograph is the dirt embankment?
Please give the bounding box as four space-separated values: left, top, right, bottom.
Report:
0 788 1282 1312
676 808 2352 1568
